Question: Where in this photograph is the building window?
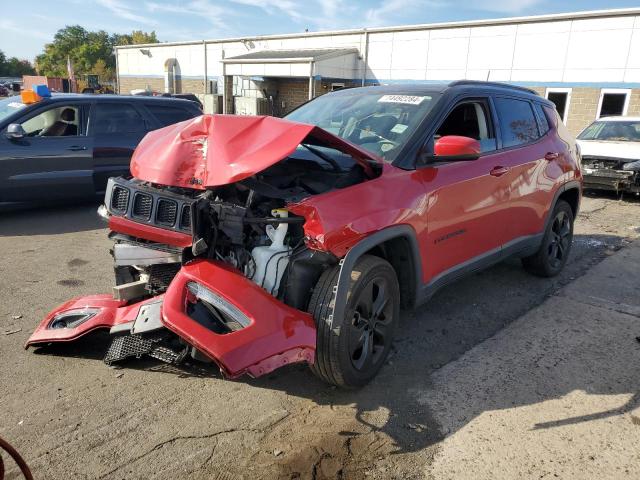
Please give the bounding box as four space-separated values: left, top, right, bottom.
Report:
597 89 631 118
545 88 571 124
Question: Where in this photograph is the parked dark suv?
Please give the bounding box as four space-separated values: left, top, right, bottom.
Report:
0 93 202 210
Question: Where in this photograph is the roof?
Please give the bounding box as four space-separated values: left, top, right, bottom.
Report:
326 81 544 99
116 8 640 50
223 48 358 63
41 93 196 104
596 116 640 122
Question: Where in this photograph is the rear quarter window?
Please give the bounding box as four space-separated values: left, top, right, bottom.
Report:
533 103 550 135
494 97 540 148
146 103 198 127
90 103 147 134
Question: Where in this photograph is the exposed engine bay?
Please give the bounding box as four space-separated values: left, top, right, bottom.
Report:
582 156 640 194
110 151 374 306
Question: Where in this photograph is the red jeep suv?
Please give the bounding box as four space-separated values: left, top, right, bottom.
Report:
27 81 582 387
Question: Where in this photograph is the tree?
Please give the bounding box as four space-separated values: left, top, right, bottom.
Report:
0 50 36 77
34 26 159 81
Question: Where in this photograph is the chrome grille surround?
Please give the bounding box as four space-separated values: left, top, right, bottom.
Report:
104 177 194 234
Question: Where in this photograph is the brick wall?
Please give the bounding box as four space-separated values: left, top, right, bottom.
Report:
118 76 205 94
275 79 310 115
118 77 163 94
564 88 600 136
179 78 205 94
627 89 640 117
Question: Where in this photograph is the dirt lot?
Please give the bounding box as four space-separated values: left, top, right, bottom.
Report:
1 192 639 479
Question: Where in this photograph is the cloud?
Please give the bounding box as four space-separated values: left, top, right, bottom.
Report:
364 0 448 27
146 0 234 31
463 0 547 14
230 0 307 23
0 19 51 41
96 0 156 25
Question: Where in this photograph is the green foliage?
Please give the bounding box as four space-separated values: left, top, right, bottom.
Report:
0 50 36 77
34 26 159 81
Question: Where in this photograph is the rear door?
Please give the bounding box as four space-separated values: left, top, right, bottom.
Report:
420 98 513 282
489 96 558 244
89 102 150 194
0 102 94 204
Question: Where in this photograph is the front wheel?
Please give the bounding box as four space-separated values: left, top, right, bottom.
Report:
308 255 400 388
522 199 574 277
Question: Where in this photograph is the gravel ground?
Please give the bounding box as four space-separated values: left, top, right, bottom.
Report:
0 192 639 479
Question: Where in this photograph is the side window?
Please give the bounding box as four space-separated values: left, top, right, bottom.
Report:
90 103 147 135
145 104 197 127
435 100 497 153
533 103 550 136
493 97 540 148
20 105 82 137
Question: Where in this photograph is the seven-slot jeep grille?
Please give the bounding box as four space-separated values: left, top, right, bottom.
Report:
105 178 193 233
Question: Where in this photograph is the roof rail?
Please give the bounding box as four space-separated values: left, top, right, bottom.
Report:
448 80 538 95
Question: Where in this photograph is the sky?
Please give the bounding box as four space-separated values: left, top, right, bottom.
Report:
2 0 639 61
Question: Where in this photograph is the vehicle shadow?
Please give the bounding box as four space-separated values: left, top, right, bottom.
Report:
0 201 104 236
583 188 640 204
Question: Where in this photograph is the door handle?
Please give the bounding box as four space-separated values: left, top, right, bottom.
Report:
67 145 87 151
489 166 509 177
544 152 559 161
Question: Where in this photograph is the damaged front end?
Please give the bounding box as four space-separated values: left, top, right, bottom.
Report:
581 156 640 194
27 114 381 378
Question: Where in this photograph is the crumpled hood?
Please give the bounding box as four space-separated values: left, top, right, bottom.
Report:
577 139 640 161
131 114 377 189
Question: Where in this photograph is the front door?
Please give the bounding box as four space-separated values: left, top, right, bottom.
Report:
0 103 94 205
420 99 512 284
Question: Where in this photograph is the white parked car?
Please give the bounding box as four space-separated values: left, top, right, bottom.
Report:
577 117 640 194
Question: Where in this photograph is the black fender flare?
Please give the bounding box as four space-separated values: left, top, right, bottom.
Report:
543 180 582 233
329 225 423 328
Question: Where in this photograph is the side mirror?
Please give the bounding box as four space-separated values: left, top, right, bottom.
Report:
434 135 481 161
5 123 26 140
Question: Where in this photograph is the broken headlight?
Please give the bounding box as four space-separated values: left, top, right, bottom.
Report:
49 308 101 329
186 282 250 328
622 160 640 171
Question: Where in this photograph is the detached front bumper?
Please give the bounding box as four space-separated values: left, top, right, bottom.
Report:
26 260 316 379
162 260 316 378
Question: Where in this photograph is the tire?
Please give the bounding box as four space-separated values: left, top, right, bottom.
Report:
308 254 400 388
522 199 574 277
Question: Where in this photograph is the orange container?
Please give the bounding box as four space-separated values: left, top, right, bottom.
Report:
20 90 41 104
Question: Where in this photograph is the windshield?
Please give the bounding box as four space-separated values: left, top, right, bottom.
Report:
0 95 26 123
578 120 640 142
286 90 439 161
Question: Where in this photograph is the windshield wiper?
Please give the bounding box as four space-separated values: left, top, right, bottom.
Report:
301 143 343 172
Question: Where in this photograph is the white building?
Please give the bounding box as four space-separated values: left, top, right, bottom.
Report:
115 7 640 135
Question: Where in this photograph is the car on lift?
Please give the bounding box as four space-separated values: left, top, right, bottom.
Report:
0 88 202 210
577 116 640 194
27 81 582 388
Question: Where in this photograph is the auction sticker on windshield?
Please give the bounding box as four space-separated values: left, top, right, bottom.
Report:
378 95 430 105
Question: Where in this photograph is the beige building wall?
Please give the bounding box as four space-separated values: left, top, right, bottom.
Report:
563 88 600 136
627 89 640 117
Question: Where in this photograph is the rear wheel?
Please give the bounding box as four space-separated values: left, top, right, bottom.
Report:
308 255 400 388
522 199 574 277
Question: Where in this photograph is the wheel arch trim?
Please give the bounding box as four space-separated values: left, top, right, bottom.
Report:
329 225 423 328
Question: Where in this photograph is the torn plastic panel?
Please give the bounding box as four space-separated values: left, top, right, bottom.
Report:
26 295 138 347
161 259 316 378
